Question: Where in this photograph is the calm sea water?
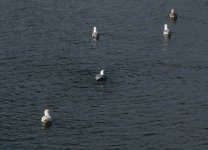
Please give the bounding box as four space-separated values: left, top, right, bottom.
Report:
0 0 208 149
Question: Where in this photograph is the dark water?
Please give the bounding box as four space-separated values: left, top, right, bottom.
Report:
0 0 208 149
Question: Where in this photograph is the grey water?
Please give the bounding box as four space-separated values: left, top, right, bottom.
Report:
0 0 208 149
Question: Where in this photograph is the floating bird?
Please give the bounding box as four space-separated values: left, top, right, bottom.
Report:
95 70 106 81
169 8 177 21
41 109 52 127
92 27 99 40
163 24 171 37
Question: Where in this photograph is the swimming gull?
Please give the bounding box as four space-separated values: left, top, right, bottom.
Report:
92 27 99 40
163 24 171 37
41 109 52 127
169 8 177 20
95 70 106 81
